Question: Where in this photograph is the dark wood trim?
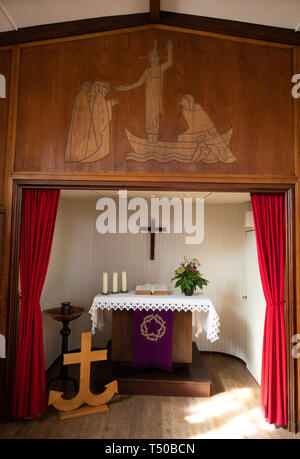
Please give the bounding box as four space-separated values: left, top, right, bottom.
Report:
0 9 299 47
15 179 296 193
286 187 298 433
1 178 297 431
10 171 299 185
0 181 22 422
150 0 160 23
160 11 300 46
0 13 150 47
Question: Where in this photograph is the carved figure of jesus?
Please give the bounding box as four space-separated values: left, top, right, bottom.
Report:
116 40 173 143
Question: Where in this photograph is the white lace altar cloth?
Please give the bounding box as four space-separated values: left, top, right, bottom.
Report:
89 291 220 343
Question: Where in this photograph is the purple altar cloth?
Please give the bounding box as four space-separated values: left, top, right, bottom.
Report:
132 309 173 372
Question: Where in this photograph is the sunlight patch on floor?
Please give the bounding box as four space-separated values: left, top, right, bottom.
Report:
185 388 275 439
186 388 253 422
191 408 274 439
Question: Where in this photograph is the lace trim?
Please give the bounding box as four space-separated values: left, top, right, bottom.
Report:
92 301 213 312
89 300 220 343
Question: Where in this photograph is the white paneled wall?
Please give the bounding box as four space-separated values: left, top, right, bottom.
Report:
244 229 265 384
41 198 261 377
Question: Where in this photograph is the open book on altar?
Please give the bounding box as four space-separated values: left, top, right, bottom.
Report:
135 284 169 295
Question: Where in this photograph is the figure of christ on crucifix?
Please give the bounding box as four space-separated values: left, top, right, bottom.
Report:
116 39 173 144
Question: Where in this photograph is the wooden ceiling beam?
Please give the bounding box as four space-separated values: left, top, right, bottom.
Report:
150 0 160 23
159 11 300 45
0 8 299 47
0 13 150 46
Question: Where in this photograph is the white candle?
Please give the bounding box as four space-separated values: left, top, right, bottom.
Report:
122 271 127 292
112 272 118 293
102 272 108 294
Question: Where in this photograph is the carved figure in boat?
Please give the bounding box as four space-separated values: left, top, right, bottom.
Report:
125 94 236 164
116 39 173 144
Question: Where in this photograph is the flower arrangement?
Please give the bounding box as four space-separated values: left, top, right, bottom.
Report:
172 257 208 296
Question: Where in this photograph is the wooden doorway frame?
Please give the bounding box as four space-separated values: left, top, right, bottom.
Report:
3 177 297 432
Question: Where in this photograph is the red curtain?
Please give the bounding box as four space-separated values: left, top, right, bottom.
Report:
251 193 287 426
13 189 60 419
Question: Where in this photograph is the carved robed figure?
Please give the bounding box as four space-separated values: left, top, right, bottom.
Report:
65 81 118 163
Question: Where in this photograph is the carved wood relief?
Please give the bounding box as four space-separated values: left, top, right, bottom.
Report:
65 81 118 163
124 93 235 164
116 39 173 148
114 39 235 164
13 28 294 176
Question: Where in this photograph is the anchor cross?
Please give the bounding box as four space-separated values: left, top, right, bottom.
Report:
49 332 118 416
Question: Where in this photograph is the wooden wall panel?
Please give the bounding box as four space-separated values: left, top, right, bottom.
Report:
0 48 12 335
13 28 294 177
293 47 300 422
0 49 11 205
0 212 6 318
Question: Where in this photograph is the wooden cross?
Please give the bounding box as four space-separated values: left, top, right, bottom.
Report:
140 219 166 260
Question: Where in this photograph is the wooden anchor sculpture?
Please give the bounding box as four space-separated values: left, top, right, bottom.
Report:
48 331 118 419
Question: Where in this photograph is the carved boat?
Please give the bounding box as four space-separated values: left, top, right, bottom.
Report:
125 127 236 164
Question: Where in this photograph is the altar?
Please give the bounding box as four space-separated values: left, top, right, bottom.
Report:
89 291 220 397
89 291 220 363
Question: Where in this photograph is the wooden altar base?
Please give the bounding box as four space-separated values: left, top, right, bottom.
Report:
92 342 211 398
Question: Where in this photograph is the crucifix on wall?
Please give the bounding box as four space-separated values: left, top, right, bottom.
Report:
140 219 166 260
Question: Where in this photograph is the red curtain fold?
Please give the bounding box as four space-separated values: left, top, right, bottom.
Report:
13 189 60 419
251 193 287 426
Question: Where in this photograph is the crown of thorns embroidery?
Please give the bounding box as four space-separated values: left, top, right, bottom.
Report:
140 313 166 342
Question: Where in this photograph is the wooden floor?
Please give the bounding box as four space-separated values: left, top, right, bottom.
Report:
0 352 298 439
